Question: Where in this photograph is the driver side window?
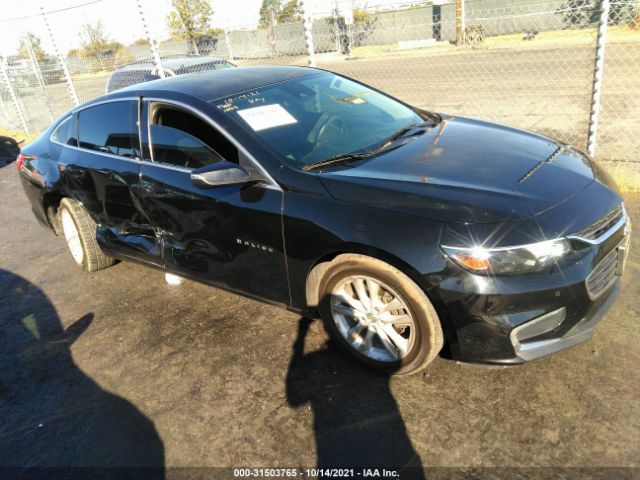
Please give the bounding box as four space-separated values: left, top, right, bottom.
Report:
147 102 238 170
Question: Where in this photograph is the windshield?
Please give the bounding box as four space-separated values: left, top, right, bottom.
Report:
212 72 424 169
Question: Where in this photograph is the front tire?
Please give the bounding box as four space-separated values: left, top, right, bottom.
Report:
59 198 115 272
318 254 443 376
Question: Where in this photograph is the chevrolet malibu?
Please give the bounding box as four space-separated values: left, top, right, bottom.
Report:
17 66 631 374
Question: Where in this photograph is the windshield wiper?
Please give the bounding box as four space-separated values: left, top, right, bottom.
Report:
302 151 375 172
303 121 437 172
378 121 434 150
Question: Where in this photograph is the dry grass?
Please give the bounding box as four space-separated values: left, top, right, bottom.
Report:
0 128 37 146
607 163 640 194
350 25 640 59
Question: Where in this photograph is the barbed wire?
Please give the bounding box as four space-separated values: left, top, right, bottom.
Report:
0 0 105 24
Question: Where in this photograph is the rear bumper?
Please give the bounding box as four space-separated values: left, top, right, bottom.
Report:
19 172 52 230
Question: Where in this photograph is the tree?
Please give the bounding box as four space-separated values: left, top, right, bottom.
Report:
80 21 110 57
557 0 593 27
325 7 378 54
259 0 282 56
17 33 48 62
166 0 213 54
277 0 302 24
596 0 640 26
130 38 150 47
352 8 377 46
77 22 125 71
557 0 638 29
259 0 282 27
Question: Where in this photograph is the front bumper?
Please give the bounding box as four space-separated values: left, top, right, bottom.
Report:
507 281 620 363
437 209 630 364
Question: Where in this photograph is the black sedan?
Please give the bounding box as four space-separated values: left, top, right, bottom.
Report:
17 66 631 374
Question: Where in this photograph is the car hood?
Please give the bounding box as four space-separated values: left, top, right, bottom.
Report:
318 116 595 223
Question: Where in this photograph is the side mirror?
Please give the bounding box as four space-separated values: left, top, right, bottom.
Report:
190 162 251 188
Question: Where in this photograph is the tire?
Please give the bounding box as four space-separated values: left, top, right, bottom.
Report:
59 198 115 272
317 254 443 376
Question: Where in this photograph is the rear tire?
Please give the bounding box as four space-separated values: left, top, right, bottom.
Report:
317 254 443 376
59 198 115 272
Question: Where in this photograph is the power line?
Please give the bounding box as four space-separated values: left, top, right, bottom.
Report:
0 0 105 24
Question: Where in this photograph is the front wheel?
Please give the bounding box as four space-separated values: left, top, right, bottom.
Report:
318 254 443 376
59 198 115 272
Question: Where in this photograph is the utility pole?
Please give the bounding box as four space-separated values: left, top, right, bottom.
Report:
135 0 165 79
269 7 277 57
587 0 611 156
41 6 79 106
23 33 55 122
455 0 464 46
0 57 29 133
300 0 316 67
223 28 233 61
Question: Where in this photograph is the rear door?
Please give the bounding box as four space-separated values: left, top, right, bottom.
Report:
64 99 160 264
138 99 288 304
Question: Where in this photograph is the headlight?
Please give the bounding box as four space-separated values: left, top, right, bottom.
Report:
441 239 572 275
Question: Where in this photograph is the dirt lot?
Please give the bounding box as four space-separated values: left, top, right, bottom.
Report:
0 155 639 477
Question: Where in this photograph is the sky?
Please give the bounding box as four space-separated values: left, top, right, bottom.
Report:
0 0 396 57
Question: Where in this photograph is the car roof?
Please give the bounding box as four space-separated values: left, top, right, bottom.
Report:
113 56 230 73
111 65 320 103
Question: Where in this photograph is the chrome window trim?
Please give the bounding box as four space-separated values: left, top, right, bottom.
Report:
50 142 141 165
568 206 628 245
143 97 281 191
51 97 143 164
136 96 143 157
142 158 191 173
75 96 140 110
50 96 282 190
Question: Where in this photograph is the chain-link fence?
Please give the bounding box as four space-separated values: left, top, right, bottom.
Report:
1 0 638 188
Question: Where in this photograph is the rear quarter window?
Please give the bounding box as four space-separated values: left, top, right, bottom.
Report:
51 115 78 146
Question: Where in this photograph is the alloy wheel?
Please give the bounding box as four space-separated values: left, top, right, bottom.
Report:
330 275 416 362
61 208 84 265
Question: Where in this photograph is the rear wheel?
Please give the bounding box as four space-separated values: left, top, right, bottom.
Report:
318 254 443 375
59 198 115 272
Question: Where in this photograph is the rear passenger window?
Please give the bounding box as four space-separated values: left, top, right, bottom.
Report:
147 103 238 170
78 101 140 158
51 115 78 146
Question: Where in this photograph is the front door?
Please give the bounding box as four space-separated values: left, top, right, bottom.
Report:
138 100 288 304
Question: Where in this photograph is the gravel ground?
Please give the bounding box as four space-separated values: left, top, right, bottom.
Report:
0 159 639 478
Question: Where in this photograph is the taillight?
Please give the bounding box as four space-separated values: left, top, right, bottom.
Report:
16 153 33 171
16 153 26 170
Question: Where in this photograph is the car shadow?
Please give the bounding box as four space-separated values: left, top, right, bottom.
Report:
286 317 425 479
0 269 165 478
